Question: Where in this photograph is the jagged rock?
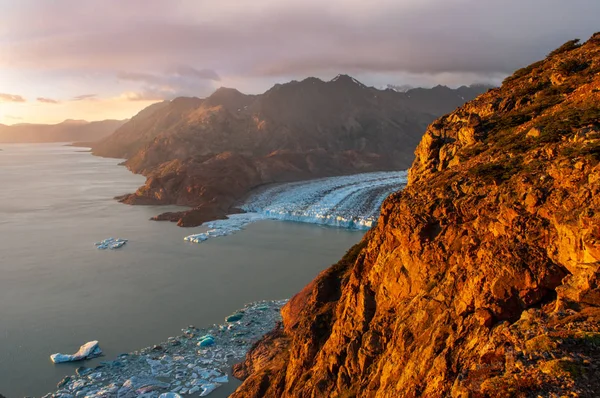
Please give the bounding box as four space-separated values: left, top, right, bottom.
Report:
231 34 600 397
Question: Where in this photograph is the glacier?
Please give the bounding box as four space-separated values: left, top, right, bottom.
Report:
184 171 407 244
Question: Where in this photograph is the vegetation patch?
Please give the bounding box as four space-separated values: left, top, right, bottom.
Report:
557 59 590 75
503 60 545 84
341 239 368 265
572 331 600 347
525 334 557 352
468 157 521 184
534 106 600 143
547 39 582 58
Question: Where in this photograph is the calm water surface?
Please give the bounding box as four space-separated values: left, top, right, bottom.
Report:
0 144 363 397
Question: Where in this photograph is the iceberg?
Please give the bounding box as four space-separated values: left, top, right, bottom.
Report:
95 237 128 250
184 213 265 244
198 335 215 347
213 375 228 383
226 313 244 322
199 383 221 396
50 340 103 363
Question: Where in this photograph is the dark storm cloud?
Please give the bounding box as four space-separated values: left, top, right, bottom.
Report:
2 0 599 88
0 93 26 102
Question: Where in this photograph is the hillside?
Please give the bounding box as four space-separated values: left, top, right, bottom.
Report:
231 35 600 397
0 119 126 143
92 77 488 226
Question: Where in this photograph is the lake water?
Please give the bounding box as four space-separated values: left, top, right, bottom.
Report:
0 144 363 397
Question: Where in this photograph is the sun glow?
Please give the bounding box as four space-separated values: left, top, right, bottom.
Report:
0 97 162 125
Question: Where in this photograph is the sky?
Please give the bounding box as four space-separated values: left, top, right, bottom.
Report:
0 0 598 125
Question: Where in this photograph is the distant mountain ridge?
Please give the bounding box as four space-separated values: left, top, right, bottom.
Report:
0 119 127 143
92 75 490 226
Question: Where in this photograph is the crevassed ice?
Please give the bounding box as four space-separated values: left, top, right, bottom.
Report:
184 171 407 243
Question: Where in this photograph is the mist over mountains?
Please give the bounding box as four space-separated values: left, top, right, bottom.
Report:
0 119 127 144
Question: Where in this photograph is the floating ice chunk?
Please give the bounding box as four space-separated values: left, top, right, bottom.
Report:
121 376 169 392
198 335 215 347
95 237 128 250
199 383 221 396
213 375 228 383
50 341 103 363
184 213 265 244
225 313 244 322
44 300 290 398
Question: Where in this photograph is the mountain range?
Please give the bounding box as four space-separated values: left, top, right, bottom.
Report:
0 119 127 143
93 76 490 226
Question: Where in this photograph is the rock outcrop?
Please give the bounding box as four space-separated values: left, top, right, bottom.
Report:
92 78 488 226
231 35 600 397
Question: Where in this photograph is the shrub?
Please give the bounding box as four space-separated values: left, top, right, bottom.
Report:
547 39 581 58
535 106 600 143
469 158 521 184
557 59 590 75
503 60 545 84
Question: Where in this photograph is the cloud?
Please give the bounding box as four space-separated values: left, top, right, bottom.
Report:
117 71 164 85
5 115 24 120
171 66 220 81
0 0 598 96
37 97 60 104
0 93 26 102
2 0 598 81
117 67 219 99
71 94 97 101
118 90 168 101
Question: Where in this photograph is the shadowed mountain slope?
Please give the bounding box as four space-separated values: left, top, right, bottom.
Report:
93 76 488 226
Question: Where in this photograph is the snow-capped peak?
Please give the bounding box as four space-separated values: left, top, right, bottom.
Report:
331 74 367 88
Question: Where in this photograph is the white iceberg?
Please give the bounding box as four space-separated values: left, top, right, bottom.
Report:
200 383 221 396
50 340 102 363
95 237 128 250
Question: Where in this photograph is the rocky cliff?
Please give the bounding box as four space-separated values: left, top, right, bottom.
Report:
231 35 600 397
92 77 488 226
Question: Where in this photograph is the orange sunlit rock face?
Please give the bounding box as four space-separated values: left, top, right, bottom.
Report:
231 35 600 397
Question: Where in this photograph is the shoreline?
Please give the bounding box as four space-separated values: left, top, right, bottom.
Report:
43 300 287 398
